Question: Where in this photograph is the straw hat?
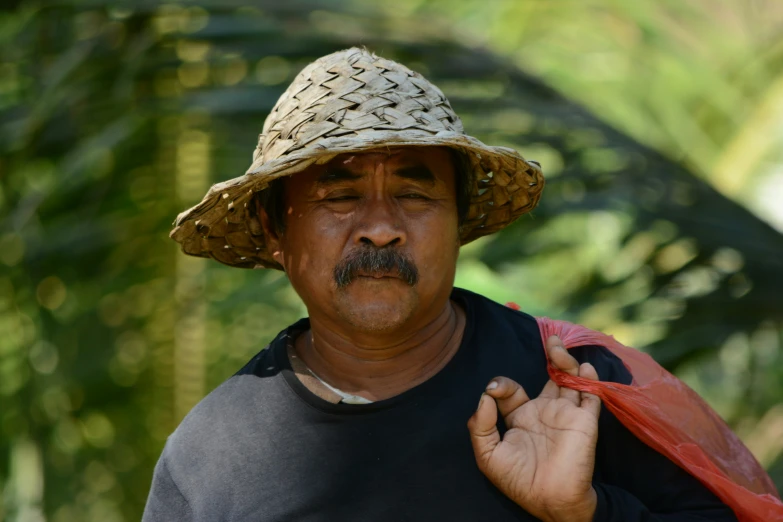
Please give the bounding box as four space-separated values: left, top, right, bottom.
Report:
170 47 545 270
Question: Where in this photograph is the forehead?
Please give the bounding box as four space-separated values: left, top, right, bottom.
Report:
326 146 453 168
290 146 456 184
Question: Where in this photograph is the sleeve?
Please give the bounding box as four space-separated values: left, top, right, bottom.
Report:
142 452 194 522
568 345 739 522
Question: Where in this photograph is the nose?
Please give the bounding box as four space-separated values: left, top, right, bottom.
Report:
353 198 406 248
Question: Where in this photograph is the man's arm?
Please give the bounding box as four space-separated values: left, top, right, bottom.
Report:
142 452 194 522
574 344 738 521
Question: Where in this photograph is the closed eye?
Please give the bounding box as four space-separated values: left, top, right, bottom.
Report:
398 193 430 200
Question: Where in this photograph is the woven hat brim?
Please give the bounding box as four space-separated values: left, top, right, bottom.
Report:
170 131 544 270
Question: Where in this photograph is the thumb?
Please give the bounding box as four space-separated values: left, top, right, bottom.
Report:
467 393 500 471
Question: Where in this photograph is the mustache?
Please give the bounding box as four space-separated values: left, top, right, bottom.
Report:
333 246 419 288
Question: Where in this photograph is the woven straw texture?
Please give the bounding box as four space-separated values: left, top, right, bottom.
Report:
170 47 545 270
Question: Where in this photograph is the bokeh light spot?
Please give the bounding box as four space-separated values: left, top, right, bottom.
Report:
29 341 59 375
255 56 290 85
80 412 115 448
176 39 211 62
177 61 210 88
36 276 67 311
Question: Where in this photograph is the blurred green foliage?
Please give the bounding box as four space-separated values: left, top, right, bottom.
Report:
1 1 782 520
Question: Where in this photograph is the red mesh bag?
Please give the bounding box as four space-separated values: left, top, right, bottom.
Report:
534 316 783 522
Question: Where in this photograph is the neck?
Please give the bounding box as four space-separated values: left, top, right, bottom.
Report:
294 299 466 402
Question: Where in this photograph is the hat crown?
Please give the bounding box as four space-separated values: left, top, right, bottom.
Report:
253 48 465 164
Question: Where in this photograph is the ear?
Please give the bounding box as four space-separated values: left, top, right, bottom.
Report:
259 207 286 270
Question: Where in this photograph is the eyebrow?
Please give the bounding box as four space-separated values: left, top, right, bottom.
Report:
395 165 436 184
316 168 363 185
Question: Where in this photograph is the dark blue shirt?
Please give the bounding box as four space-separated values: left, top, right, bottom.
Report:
143 288 737 521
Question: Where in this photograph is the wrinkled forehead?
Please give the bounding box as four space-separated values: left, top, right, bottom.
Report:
328 146 450 165
289 146 458 186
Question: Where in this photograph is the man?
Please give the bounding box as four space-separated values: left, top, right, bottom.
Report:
147 48 739 521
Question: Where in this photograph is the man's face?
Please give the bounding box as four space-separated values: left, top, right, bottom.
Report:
264 146 461 333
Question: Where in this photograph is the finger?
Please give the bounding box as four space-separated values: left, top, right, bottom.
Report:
579 361 599 381
538 378 561 400
484 376 531 422
546 335 579 373
578 362 602 418
467 393 501 472
546 336 581 404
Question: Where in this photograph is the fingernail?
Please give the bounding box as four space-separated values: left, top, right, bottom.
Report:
477 393 486 410
486 381 498 391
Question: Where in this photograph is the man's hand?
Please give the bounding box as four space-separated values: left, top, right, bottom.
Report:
467 335 601 522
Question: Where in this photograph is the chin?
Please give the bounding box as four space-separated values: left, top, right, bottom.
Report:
333 281 419 332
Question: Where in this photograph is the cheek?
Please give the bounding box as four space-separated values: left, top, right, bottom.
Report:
409 211 460 275
280 209 352 279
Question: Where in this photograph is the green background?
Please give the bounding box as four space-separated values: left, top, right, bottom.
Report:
2 1 783 520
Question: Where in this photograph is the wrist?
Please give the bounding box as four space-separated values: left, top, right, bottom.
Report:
545 487 597 522
578 487 598 522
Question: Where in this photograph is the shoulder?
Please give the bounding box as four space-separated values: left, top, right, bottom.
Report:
235 330 286 377
161 346 284 479
151 336 304 516
568 344 633 385
454 287 541 336
173 347 281 440
455 288 632 385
